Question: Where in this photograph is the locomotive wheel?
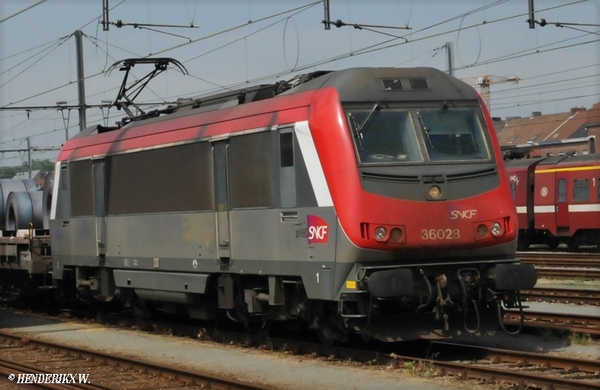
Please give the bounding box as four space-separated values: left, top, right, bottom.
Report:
53 280 73 306
247 317 271 337
567 238 579 250
132 299 153 321
545 236 559 249
517 234 530 250
315 318 345 346
316 327 337 346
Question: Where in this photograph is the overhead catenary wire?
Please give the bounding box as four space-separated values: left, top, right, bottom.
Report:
0 0 597 157
1 2 324 112
0 36 70 83
176 1 597 101
145 1 322 58
0 0 47 25
1 0 589 110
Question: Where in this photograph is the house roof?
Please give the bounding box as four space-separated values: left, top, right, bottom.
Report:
496 102 600 157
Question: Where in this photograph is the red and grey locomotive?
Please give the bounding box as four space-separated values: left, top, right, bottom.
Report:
5 66 537 342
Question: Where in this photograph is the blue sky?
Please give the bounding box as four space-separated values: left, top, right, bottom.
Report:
1 0 599 166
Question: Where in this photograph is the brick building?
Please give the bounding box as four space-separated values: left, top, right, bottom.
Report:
496 102 600 159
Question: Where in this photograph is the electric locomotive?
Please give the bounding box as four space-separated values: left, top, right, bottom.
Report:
48 67 537 342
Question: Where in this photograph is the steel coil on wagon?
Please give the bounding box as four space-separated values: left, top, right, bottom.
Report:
22 178 37 191
4 191 44 231
0 179 35 231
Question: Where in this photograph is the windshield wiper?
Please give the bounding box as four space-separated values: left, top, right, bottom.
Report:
357 103 379 133
350 103 379 151
417 111 433 149
349 113 363 150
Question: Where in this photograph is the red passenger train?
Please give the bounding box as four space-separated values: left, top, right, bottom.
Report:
3 67 537 343
506 154 600 250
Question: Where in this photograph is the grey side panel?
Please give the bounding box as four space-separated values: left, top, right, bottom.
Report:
113 269 209 294
230 207 336 262
68 217 98 258
105 213 216 270
230 206 338 300
51 217 97 278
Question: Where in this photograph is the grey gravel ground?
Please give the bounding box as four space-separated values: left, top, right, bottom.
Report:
1 305 598 390
0 309 465 390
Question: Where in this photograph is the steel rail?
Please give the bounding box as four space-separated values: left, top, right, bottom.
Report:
520 287 600 306
534 267 600 280
505 310 600 335
518 252 600 268
213 329 600 390
428 341 600 390
0 331 274 390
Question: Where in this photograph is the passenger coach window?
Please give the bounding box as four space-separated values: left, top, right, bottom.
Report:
573 179 589 202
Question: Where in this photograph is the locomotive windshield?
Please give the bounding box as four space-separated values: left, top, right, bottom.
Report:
347 104 492 164
348 108 424 163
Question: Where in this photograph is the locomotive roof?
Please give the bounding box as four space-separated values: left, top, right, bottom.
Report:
282 67 479 103
57 66 490 165
70 66 479 141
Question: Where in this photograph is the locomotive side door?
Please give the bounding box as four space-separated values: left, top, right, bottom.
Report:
555 174 569 229
213 141 231 262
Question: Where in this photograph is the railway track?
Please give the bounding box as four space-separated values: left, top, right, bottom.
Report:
517 251 600 280
1 307 598 390
214 331 600 390
505 310 600 336
426 341 600 390
535 268 600 279
520 287 600 306
518 252 600 268
0 330 273 390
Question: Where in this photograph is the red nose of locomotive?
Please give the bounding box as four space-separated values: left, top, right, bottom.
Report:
353 196 517 252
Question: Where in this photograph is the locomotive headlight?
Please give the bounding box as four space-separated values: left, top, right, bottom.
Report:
374 226 387 241
476 224 488 237
390 228 403 242
428 185 442 200
490 222 503 237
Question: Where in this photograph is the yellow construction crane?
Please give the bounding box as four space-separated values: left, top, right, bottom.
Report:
460 75 520 111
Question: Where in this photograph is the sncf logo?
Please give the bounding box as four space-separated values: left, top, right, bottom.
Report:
307 215 329 244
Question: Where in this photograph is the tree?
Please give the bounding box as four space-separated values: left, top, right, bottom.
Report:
31 159 55 171
0 158 55 179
